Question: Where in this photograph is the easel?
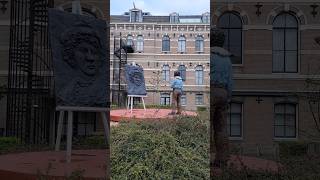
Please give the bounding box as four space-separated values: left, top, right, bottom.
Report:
55 106 109 163
127 95 147 113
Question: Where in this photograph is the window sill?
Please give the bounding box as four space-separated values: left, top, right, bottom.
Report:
271 72 300 75
229 137 243 141
273 137 298 141
232 64 244 67
195 51 204 54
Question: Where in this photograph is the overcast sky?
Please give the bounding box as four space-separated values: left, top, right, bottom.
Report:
110 0 210 15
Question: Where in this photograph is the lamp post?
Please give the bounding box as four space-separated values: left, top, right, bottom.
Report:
0 0 8 14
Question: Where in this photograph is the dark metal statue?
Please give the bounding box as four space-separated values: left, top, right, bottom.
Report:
49 9 108 107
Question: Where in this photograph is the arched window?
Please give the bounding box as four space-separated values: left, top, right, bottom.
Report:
162 35 170 52
274 103 296 138
195 35 204 52
136 35 144 52
178 65 186 81
126 34 134 46
195 65 204 85
162 65 170 81
273 13 298 73
178 35 186 53
218 12 243 64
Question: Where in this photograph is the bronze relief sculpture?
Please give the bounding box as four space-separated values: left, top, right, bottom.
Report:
49 9 109 107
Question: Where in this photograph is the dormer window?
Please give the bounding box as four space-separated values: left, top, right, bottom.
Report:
170 12 179 23
202 12 210 23
130 9 143 22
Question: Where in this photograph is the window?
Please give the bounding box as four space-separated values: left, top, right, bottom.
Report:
195 94 204 105
195 65 204 85
218 12 243 64
274 103 297 138
227 103 242 137
181 94 187 106
130 9 143 22
202 12 210 23
178 35 186 53
136 35 144 52
65 8 97 18
160 93 171 105
162 65 170 81
162 35 170 52
178 65 186 81
195 35 204 52
273 13 298 73
127 35 134 46
170 12 179 23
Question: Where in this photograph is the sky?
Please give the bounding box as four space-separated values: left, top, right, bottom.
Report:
110 0 210 15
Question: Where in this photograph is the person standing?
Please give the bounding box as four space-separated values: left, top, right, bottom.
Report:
170 71 184 115
210 29 233 172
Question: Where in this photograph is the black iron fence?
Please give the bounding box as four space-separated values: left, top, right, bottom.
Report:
6 0 54 144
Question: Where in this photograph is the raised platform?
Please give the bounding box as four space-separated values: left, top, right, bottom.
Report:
0 150 108 180
110 108 197 122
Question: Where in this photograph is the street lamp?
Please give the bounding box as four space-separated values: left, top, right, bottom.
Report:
0 0 8 14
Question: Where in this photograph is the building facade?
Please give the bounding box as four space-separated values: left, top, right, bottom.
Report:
110 8 211 111
212 0 320 152
0 0 109 139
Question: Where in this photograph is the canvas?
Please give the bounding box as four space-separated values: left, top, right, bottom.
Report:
125 65 147 96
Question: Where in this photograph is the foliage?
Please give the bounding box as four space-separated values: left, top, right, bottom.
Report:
110 113 210 179
73 135 106 149
0 137 23 154
278 141 308 158
197 106 207 112
136 104 171 109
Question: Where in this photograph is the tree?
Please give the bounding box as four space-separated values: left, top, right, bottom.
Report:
149 70 163 104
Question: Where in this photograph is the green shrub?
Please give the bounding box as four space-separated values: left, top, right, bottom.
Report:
110 115 209 179
197 106 207 112
0 137 22 153
75 136 106 149
279 141 308 157
135 104 171 109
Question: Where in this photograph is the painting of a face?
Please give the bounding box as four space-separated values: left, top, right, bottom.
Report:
130 71 143 86
74 42 100 76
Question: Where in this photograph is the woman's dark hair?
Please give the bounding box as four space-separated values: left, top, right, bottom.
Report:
174 71 180 77
210 28 225 48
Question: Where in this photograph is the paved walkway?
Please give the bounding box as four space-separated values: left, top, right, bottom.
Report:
0 150 108 180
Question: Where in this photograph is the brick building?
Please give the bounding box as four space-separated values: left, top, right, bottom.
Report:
0 0 109 139
212 0 320 152
110 8 211 111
